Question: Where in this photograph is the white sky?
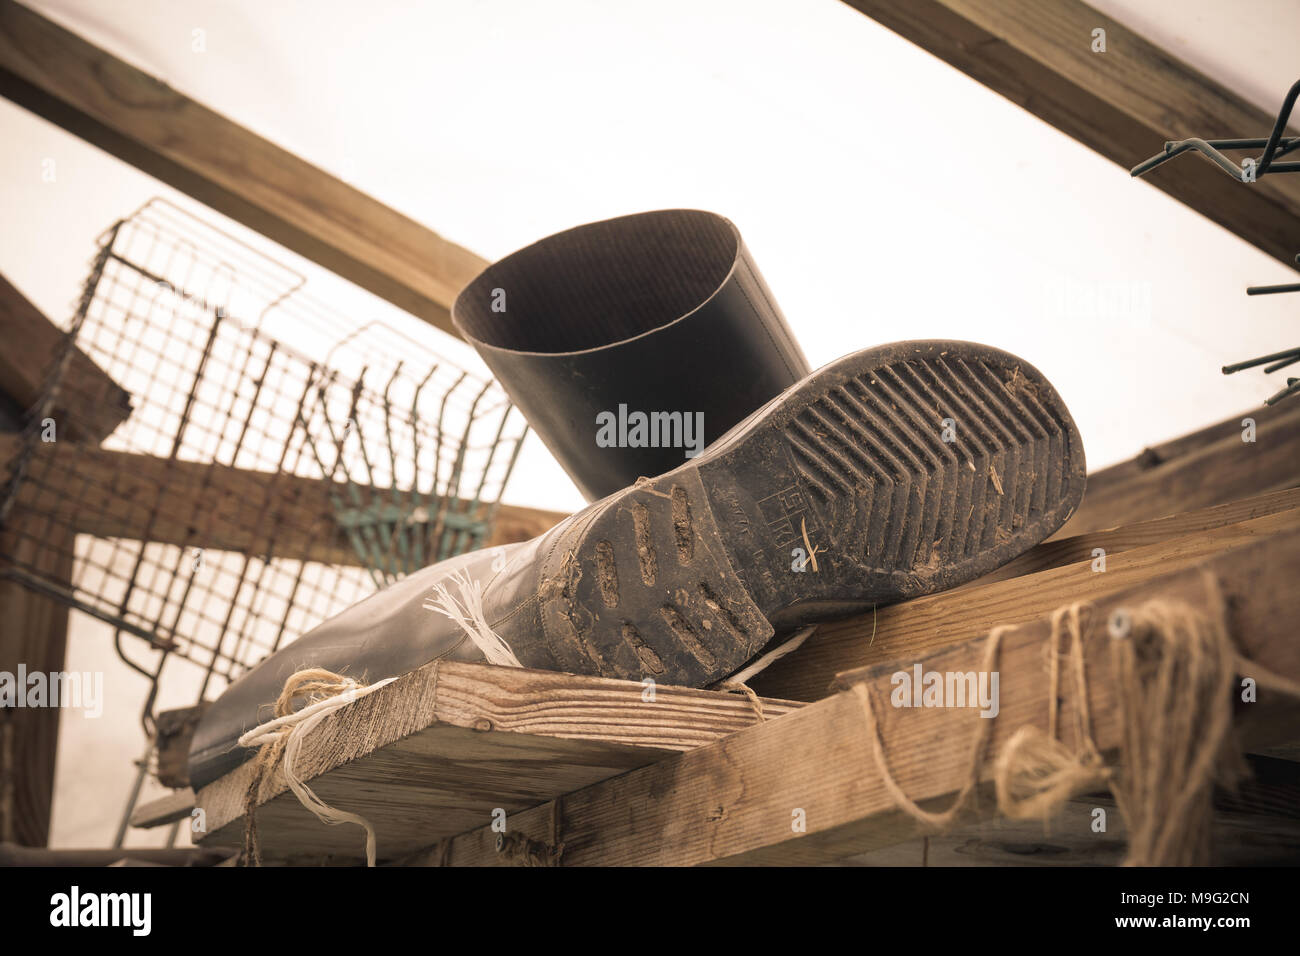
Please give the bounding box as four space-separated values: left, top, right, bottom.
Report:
1 0 1297 846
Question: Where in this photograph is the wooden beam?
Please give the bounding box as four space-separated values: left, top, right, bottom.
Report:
1055 401 1300 538
0 524 73 845
0 273 131 846
750 504 1300 702
0 0 488 335
0 842 233 866
834 775 1300 867
0 272 132 441
153 704 207 789
0 433 566 566
964 485 1300 588
193 660 800 863
129 788 196 830
430 529 1300 866
841 0 1300 270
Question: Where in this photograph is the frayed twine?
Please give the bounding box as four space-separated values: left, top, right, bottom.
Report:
854 586 1296 866
238 668 395 867
711 625 819 723
717 681 766 723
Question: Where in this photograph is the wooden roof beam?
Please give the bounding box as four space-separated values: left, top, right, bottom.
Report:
841 0 1300 271
0 272 132 442
0 433 567 566
0 0 488 336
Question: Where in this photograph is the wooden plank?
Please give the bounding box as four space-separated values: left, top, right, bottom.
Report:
0 272 132 441
0 0 487 335
0 842 233 866
1055 401 1300 539
841 0 1300 270
193 660 801 863
430 529 1300 866
834 775 1300 867
153 704 207 789
750 504 1300 703
1080 401 1299 495
0 433 566 566
129 788 196 830
964 486 1300 588
0 525 73 845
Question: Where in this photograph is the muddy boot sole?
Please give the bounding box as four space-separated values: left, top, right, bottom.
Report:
528 340 1086 686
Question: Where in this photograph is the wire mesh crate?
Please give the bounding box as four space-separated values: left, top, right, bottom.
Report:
0 199 527 707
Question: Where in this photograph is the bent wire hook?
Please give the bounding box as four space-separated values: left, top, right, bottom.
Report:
1131 79 1300 181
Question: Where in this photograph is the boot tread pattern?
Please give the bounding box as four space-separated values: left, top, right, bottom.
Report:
783 354 1075 580
538 477 773 685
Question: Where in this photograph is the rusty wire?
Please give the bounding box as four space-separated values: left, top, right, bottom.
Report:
0 199 527 840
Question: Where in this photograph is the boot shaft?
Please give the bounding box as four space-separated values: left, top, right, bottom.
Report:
453 209 810 501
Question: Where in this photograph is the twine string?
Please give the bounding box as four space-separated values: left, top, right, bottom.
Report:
238 668 395 867
854 587 1291 866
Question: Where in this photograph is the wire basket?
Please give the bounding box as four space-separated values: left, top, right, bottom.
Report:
0 199 527 701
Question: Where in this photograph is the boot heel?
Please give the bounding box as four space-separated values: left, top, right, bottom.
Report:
537 469 774 686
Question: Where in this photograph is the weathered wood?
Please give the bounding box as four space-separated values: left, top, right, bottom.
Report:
0 0 487 335
750 505 1300 703
0 272 132 441
834 779 1300 867
194 660 800 863
964 486 1300 589
844 756 1300 867
1213 755 1300 823
1055 401 1300 539
0 273 131 846
1082 401 1299 495
831 801 1129 867
841 0 1300 271
154 705 207 789
0 434 566 565
0 842 233 866
0 526 73 845
129 788 196 830
430 529 1300 866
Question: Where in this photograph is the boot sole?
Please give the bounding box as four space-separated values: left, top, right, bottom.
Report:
532 340 1086 686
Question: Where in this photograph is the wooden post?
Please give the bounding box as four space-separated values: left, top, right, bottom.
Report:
0 526 74 845
0 271 125 845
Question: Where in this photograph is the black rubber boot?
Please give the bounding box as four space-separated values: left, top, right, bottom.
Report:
452 209 811 501
188 340 1085 790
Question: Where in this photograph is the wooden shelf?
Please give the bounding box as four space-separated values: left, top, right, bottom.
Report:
186 407 1300 866
194 661 800 864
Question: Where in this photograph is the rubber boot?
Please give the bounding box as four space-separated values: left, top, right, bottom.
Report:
190 209 811 787
188 340 1086 789
452 209 811 501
